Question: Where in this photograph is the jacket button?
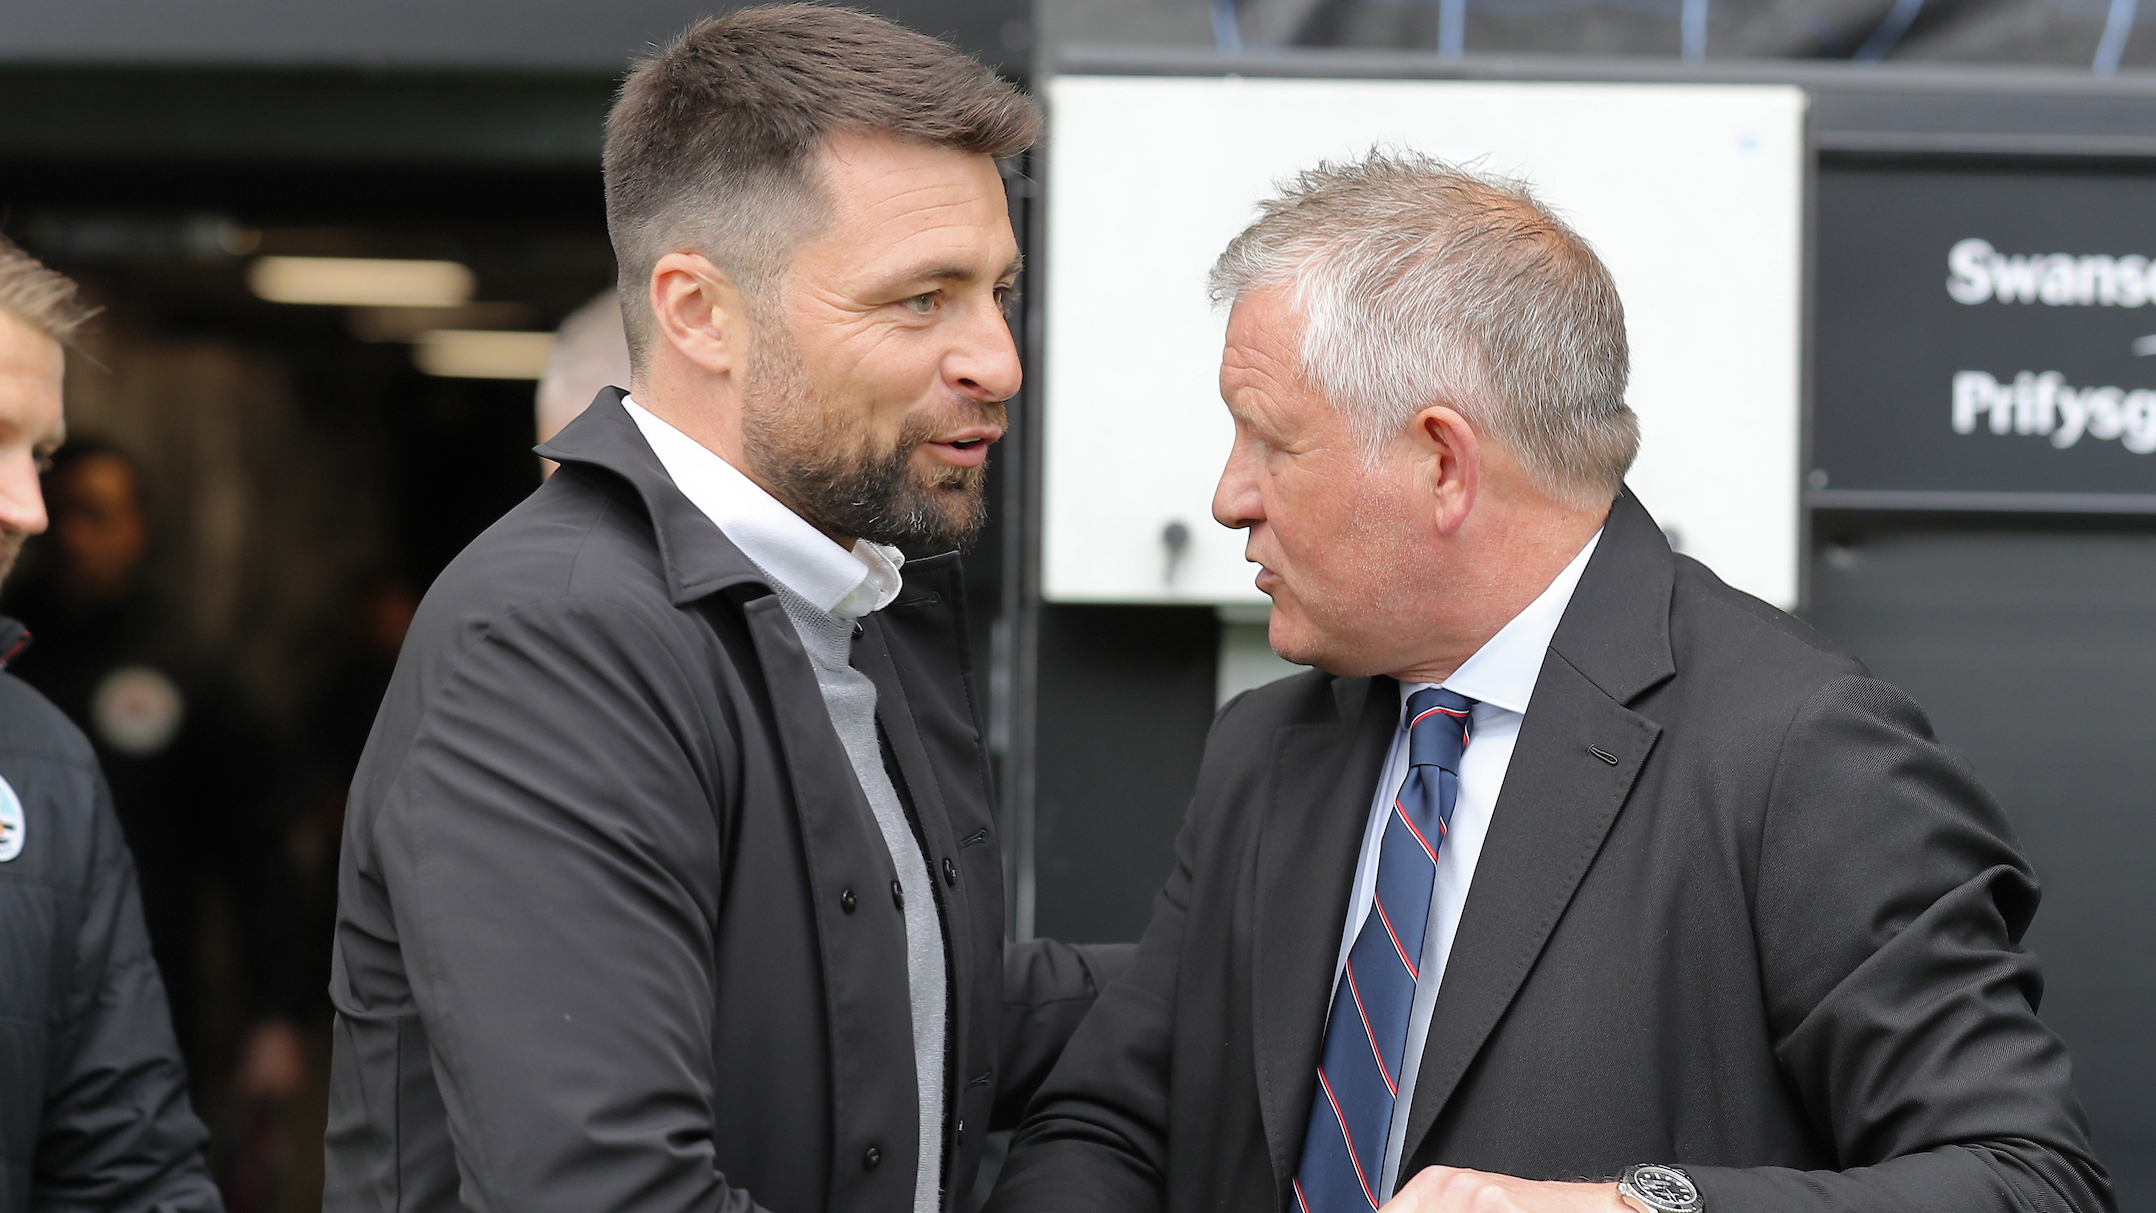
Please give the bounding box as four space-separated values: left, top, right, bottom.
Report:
956 1117 965 1142
891 880 905 910
942 858 957 886
840 888 857 914
863 1145 882 1171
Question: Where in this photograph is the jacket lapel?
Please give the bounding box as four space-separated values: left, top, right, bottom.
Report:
1396 489 1677 1169
1252 676 1397 1196
1393 660 1659 1165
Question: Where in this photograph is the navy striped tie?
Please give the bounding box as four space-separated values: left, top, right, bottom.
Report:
1293 686 1474 1212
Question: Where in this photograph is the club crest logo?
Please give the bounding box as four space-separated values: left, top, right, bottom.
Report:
0 773 23 862
92 665 186 758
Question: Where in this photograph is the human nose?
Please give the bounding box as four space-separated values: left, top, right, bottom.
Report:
1212 438 1262 532
948 303 1023 403
0 452 48 539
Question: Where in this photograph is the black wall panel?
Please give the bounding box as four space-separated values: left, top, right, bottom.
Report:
1807 521 2156 1208
1031 604 1220 943
1813 161 2156 507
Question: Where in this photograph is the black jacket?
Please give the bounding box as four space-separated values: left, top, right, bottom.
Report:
325 391 1122 1213
2 582 307 1062
0 618 221 1213
990 490 2110 1213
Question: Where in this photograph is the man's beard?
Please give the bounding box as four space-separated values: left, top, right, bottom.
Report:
740 324 1003 559
0 531 22 589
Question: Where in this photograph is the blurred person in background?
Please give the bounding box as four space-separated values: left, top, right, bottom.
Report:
295 568 419 1036
0 234 223 1212
533 288 632 473
304 569 419 831
4 438 310 1204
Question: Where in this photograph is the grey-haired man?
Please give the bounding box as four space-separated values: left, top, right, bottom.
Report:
991 153 2108 1213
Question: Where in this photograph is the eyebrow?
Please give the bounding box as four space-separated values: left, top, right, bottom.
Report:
893 254 1026 291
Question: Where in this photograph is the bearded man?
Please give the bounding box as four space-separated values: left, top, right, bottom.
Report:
323 10 1125 1212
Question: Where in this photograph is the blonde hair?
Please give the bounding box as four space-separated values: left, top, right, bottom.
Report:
0 234 95 345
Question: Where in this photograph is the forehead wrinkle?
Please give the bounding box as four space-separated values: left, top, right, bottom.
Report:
1221 359 1299 435
837 174 995 226
862 223 1016 287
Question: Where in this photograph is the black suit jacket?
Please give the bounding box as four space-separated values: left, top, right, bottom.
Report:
989 490 2109 1213
326 391 1122 1213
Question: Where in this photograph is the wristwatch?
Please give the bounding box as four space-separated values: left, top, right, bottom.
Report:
1617 1163 1703 1213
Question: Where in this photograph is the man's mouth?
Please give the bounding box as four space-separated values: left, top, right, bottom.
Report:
923 428 1000 468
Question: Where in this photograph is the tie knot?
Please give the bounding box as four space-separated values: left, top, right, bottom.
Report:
1405 687 1474 771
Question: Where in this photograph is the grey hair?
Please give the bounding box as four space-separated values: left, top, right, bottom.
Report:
1208 149 1637 507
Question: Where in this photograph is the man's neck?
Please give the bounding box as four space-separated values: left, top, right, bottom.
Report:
1385 506 1605 686
627 379 858 553
629 372 748 470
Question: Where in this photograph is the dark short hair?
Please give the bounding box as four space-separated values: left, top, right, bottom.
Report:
0 234 95 346
603 4 1040 368
48 438 146 505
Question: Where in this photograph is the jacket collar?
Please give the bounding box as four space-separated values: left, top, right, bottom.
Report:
1544 486 1677 707
0 616 26 670
536 388 775 608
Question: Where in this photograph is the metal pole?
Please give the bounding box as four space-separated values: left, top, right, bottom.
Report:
1682 0 1709 63
1213 0 1245 52
1439 0 1466 60
1853 0 1925 61
2094 0 2137 75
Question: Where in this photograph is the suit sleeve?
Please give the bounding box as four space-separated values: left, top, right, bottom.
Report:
1687 674 2112 1213
372 598 769 1213
984 818 1194 1212
36 763 222 1213
996 940 1137 1129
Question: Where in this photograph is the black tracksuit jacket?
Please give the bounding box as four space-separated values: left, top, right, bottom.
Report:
0 617 221 1213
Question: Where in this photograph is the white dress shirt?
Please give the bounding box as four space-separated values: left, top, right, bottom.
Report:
1330 530 1602 1198
622 396 905 619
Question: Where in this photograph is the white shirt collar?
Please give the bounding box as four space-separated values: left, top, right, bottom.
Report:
1403 529 1603 716
621 395 905 619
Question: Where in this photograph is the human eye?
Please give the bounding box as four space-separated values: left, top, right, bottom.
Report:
993 285 1021 317
902 292 939 315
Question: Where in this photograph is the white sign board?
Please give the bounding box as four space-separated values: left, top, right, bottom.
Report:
1040 75 1807 608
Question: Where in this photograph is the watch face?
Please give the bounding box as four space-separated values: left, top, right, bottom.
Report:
1629 1165 1700 1209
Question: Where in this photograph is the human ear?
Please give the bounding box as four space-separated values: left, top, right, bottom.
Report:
649 252 750 377
1415 404 1481 535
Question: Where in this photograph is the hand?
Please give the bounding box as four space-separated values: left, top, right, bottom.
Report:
235 1018 307 1102
1378 1166 1632 1213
